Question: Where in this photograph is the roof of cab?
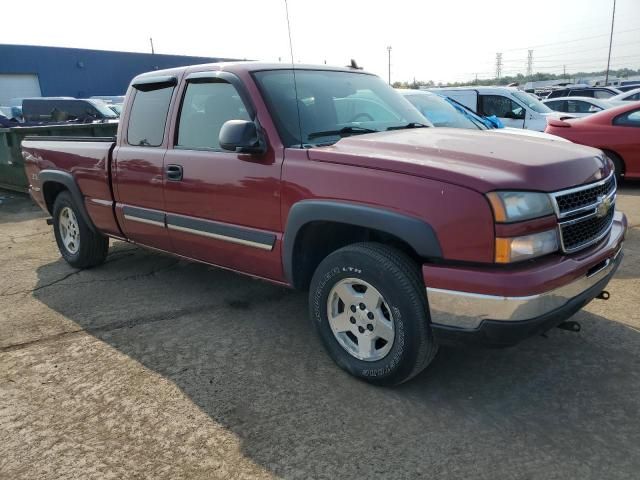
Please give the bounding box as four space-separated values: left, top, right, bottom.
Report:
131 61 376 83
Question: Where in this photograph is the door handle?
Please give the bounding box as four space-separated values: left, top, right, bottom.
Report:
166 164 183 181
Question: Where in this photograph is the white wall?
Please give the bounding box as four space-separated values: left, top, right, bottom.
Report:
0 74 41 105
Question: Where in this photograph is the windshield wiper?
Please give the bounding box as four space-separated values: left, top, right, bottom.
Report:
307 126 379 139
386 122 429 131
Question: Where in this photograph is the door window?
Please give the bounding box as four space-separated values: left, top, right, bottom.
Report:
127 85 175 147
480 95 524 119
176 81 250 150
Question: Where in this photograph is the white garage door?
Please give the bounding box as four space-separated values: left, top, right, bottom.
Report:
0 74 42 105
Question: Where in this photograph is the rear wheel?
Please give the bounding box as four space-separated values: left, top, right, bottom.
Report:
52 191 108 268
309 242 438 386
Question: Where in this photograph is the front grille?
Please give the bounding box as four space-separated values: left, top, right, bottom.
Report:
552 172 616 253
560 206 615 251
555 175 615 214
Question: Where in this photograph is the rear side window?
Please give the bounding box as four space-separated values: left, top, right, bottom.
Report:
613 109 640 127
127 85 174 147
176 81 250 150
569 89 594 98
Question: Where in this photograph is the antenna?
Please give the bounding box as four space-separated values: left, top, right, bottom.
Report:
284 0 304 148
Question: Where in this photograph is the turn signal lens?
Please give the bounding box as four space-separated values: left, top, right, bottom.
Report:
495 229 559 263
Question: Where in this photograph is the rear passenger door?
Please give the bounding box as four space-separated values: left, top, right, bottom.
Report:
479 94 525 128
162 71 284 281
113 76 177 251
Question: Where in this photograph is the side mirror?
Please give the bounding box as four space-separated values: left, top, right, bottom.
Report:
219 120 265 154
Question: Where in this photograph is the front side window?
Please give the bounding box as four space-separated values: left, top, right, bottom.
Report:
625 92 640 101
545 100 565 112
253 69 428 147
480 95 524 119
127 85 174 147
176 81 250 150
613 109 640 127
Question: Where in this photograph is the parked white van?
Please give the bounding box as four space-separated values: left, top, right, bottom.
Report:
426 86 558 131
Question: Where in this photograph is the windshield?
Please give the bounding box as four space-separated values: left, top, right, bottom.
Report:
87 99 119 118
404 93 487 130
512 91 552 114
254 70 430 147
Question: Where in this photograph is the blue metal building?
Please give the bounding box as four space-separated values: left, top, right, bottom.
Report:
0 44 238 104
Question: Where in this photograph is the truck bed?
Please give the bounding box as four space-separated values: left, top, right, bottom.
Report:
22 136 122 237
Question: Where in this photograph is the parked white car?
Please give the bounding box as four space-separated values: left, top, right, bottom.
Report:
397 89 568 142
542 96 615 117
426 86 559 131
608 87 640 106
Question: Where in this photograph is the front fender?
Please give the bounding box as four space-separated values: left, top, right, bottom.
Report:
282 200 442 285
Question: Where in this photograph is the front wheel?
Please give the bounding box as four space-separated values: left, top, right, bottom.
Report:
309 243 438 386
52 191 109 268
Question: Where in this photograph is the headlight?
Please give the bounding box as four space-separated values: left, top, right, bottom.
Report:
487 191 554 223
495 229 559 263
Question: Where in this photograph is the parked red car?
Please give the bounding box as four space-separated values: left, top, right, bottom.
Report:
545 102 640 181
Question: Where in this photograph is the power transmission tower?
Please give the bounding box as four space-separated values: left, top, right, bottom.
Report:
526 50 533 78
495 53 503 80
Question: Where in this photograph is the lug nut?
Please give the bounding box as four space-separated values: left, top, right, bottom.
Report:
367 312 374 320
367 324 374 331
350 305 357 312
350 317 356 324
358 326 365 334
359 303 366 310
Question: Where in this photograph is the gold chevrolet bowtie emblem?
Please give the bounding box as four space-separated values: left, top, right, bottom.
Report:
595 195 612 218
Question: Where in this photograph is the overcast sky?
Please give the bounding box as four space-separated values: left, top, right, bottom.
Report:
3 0 639 83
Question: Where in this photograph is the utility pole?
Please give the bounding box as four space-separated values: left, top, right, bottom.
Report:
387 46 392 85
563 65 567 80
495 52 503 80
526 50 533 78
605 0 617 86
150 37 155 55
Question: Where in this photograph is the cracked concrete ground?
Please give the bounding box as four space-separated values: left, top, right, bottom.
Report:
1 186 639 480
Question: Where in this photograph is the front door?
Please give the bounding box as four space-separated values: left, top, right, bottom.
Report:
162 74 283 281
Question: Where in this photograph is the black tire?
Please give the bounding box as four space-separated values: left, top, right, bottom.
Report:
606 151 624 184
309 242 438 386
52 191 108 268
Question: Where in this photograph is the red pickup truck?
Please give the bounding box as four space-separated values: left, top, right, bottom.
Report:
22 63 627 385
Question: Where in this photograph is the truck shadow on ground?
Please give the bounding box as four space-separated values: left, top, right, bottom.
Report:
32 242 640 478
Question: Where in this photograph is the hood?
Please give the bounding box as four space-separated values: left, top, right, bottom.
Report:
494 127 571 143
307 128 610 193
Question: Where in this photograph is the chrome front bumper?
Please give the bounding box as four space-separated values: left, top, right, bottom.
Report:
427 246 623 330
